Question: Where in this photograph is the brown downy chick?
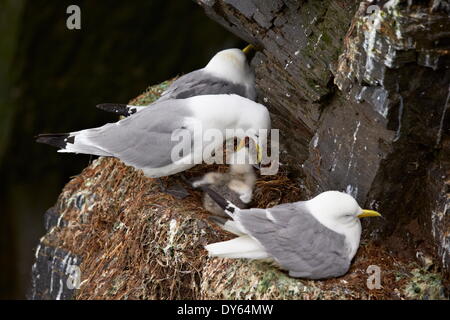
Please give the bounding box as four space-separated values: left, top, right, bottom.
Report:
193 149 257 217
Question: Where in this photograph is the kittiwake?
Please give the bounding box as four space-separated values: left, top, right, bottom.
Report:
97 45 256 117
192 147 257 217
36 94 270 178
201 188 382 279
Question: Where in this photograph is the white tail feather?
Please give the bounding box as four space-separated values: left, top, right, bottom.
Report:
58 131 110 156
220 220 247 236
205 235 268 259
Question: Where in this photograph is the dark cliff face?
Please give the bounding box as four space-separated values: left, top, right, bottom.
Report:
196 0 450 278
198 0 358 170
333 0 450 271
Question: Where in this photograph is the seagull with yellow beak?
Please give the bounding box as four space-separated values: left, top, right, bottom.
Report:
97 45 257 117
36 93 270 178
202 189 382 279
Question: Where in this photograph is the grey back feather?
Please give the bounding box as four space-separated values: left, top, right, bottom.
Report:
82 99 195 168
236 202 351 279
158 70 255 101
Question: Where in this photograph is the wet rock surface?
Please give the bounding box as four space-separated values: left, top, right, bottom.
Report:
198 0 358 168
28 207 80 300
197 0 450 281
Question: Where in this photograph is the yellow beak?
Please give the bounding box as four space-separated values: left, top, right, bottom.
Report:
236 138 263 163
242 44 255 56
357 209 382 218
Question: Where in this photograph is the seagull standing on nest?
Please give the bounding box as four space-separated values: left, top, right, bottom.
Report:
36 94 270 178
96 46 257 117
202 189 382 279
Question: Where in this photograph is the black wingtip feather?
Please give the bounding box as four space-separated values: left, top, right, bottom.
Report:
36 133 73 149
199 185 237 215
96 103 131 116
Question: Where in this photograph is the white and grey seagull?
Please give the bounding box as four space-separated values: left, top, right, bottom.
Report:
36 94 270 178
96 46 256 117
201 188 382 279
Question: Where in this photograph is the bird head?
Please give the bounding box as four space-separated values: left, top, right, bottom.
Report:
231 140 258 166
236 136 262 165
304 191 381 260
204 48 254 85
235 109 271 166
307 191 381 226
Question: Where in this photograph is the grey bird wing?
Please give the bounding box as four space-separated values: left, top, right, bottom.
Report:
80 100 196 169
96 71 255 118
236 203 351 279
158 70 251 101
